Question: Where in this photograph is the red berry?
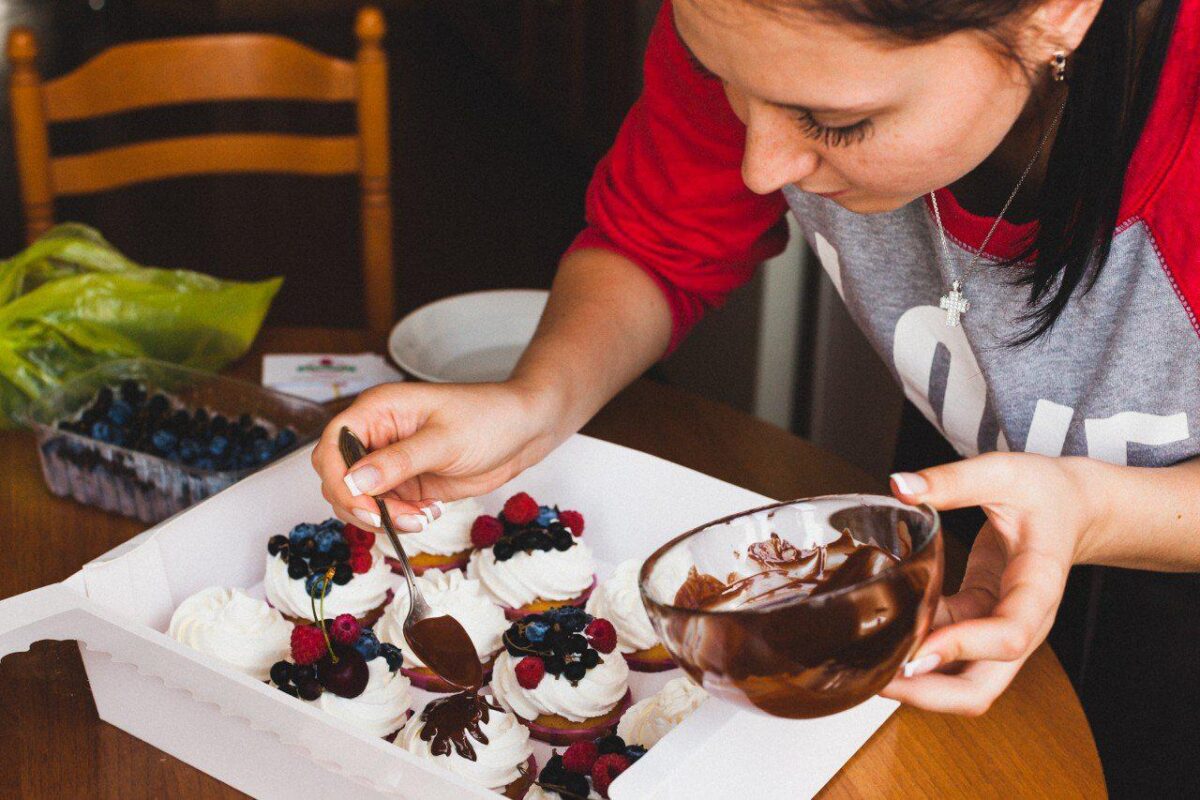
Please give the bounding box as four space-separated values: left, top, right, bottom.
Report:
502 492 539 525
562 740 600 774
514 655 546 689
591 753 631 798
349 548 373 574
470 515 504 548
330 614 361 646
343 524 375 548
558 509 585 536
585 618 618 654
290 625 327 666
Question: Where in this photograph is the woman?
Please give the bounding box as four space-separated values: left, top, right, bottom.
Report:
316 0 1198 791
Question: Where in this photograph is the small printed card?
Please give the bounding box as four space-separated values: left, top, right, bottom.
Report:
262 353 404 403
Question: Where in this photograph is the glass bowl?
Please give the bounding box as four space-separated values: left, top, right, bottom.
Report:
639 494 943 719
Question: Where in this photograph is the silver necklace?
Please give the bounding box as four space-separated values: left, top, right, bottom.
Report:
931 97 1067 327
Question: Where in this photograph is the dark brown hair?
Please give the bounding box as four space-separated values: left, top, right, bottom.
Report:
763 0 1182 342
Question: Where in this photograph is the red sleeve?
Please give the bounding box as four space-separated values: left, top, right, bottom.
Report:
564 0 788 355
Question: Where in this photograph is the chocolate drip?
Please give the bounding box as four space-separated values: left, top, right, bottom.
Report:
418 691 503 761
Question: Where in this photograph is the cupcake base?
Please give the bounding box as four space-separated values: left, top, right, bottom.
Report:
517 689 633 746
271 589 393 628
502 755 539 799
402 655 496 693
502 577 597 621
385 549 471 576
623 643 676 673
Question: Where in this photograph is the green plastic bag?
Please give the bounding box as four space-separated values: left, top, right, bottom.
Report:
0 223 281 427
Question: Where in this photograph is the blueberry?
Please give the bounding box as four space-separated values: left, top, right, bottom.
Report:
330 541 350 562
296 678 323 701
525 621 549 643
107 400 133 426
267 535 289 556
553 531 574 551
535 506 557 527
269 661 293 686
287 559 309 579
238 413 253 430
96 386 115 410
534 534 554 552
563 661 587 682
293 664 316 684
332 562 353 585
147 393 169 417
192 408 209 427
314 530 339 553
560 773 590 799
193 457 216 471
379 642 404 671
275 428 297 450
208 435 229 456
597 734 626 755
170 409 190 430
253 439 273 464
89 420 115 443
249 424 268 440
118 379 142 405
564 633 588 654
309 552 332 572
277 683 299 697
237 450 256 469
493 541 515 561
582 649 600 668
542 753 564 778
625 745 647 762
306 573 331 597
353 629 380 660
319 518 342 532
151 428 178 453
179 438 200 462
543 655 565 675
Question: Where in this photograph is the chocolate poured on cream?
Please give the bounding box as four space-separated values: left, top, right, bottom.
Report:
418 691 503 760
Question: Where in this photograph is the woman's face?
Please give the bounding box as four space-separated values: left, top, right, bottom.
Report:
674 0 1040 213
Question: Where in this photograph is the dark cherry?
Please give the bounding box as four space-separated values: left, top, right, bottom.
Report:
317 646 369 698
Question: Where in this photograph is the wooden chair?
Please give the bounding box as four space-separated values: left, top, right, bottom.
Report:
6 7 395 336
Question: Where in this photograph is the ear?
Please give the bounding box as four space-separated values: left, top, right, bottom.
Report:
1028 0 1103 54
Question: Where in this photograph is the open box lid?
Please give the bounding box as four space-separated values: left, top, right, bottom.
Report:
0 436 899 799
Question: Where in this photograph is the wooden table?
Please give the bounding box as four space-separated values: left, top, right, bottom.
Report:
0 327 1106 798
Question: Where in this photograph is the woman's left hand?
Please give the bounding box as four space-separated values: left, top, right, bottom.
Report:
880 452 1099 716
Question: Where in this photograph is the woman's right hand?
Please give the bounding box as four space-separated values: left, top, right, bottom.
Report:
311 379 563 534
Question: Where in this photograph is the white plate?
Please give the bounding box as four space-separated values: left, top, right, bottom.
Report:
388 289 549 383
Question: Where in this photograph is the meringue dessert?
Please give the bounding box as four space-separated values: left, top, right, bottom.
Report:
377 568 508 692
396 690 536 798
523 733 645 799
491 607 631 746
269 618 412 740
585 559 673 672
467 493 596 619
263 519 392 625
616 676 708 748
168 586 292 681
372 497 483 575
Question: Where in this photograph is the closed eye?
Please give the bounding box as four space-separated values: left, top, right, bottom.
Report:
793 110 873 147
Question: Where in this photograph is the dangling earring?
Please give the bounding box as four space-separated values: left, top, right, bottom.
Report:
1051 50 1067 82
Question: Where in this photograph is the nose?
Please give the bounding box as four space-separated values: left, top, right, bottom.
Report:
741 102 819 195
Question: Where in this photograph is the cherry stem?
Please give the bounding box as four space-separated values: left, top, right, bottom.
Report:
310 566 339 664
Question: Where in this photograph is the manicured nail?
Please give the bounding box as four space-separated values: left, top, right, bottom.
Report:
902 653 941 678
419 500 443 524
394 514 427 533
890 472 928 497
353 508 382 528
344 465 382 497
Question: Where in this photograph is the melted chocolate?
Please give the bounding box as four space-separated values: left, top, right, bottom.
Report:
651 513 943 719
419 691 503 760
406 615 484 690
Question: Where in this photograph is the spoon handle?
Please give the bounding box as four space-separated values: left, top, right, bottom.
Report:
337 427 431 620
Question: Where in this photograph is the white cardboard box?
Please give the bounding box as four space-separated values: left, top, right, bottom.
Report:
0 435 897 799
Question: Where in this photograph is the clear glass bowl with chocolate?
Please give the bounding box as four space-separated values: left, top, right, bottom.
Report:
639 494 943 719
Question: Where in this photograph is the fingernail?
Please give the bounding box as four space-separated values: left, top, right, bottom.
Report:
394 514 427 533
344 465 382 497
353 508 382 528
890 472 928 497
419 500 443 524
902 653 941 678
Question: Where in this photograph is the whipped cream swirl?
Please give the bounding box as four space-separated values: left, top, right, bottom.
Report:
523 786 601 800
491 648 629 723
168 586 293 681
396 695 532 791
377 497 483 558
315 657 413 738
263 546 392 620
616 676 708 748
585 559 658 653
377 569 507 667
467 542 595 609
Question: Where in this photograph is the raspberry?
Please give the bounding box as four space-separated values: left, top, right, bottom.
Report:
562 740 600 774
502 492 539 525
585 618 618 654
343 524 375 548
290 625 327 666
558 509 585 537
514 655 546 689
349 547 372 574
470 515 504 548
591 753 631 798
330 614 361 646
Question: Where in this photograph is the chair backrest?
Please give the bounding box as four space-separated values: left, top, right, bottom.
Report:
6 7 395 335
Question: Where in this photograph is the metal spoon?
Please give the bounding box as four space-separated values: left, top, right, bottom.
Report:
338 427 482 690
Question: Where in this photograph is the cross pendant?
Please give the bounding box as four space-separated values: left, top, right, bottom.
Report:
939 280 970 327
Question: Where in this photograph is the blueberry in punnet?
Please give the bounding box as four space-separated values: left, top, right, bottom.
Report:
90 421 114 443
170 409 190 430
208 435 229 456
179 438 199 462
107 400 133 426
147 393 169 417
118 379 140 404
269 661 293 686
238 413 252 430
275 428 297 450
253 439 273 464
152 428 177 453
193 457 216 471
96 386 114 409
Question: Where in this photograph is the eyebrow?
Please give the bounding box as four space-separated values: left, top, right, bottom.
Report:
671 9 879 116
